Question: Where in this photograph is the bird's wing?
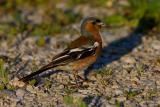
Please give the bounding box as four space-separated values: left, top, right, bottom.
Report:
52 36 88 61
20 39 99 82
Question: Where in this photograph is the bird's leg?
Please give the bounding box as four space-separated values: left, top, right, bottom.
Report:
77 75 85 81
74 70 87 81
67 70 90 89
73 70 80 87
83 67 96 83
72 70 83 87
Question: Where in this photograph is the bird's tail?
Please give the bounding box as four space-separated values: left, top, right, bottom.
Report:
19 62 58 82
19 53 73 82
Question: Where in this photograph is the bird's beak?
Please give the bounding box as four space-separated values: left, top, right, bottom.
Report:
98 22 115 29
97 22 106 28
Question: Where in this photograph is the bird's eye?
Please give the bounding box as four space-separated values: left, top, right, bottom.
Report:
96 19 101 23
91 19 101 25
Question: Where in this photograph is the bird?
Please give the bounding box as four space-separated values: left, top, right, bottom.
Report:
19 17 106 84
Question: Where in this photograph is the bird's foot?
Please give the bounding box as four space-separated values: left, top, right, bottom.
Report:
74 75 83 88
67 75 88 88
74 75 95 83
68 81 89 89
76 75 86 81
83 77 96 83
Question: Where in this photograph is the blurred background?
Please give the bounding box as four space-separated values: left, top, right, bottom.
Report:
0 0 160 39
0 0 160 106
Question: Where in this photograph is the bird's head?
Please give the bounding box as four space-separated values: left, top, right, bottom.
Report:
80 17 106 36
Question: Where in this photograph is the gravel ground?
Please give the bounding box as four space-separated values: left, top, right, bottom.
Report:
0 25 160 107
0 2 160 107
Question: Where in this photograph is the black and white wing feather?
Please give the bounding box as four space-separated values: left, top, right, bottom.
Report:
20 42 99 82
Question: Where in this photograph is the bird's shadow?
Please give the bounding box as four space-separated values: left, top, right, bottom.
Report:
84 15 157 78
82 14 157 107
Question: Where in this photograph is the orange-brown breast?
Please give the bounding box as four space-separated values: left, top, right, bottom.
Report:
71 22 103 71
85 22 102 43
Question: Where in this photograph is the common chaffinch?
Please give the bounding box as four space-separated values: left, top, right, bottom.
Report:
19 17 106 84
